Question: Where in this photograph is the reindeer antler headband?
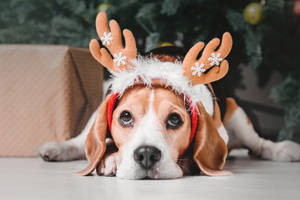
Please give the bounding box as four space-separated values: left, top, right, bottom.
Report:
90 12 232 144
90 12 232 106
91 12 232 86
89 12 137 72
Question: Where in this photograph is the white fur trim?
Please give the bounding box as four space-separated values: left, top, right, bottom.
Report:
109 57 214 116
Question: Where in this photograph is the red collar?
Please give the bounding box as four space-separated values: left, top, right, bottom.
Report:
107 92 198 144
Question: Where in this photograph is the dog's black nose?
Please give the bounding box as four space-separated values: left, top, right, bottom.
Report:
134 146 161 170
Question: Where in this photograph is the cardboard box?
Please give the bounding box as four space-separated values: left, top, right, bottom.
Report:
0 45 103 156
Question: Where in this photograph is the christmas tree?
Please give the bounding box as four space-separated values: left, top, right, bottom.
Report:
1 0 299 140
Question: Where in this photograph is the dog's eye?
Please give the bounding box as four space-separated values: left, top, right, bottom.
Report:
166 113 183 129
119 111 134 127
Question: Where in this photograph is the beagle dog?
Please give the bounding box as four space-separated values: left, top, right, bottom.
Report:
39 12 300 179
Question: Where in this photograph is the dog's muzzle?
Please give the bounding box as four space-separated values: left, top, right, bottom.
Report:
134 146 161 170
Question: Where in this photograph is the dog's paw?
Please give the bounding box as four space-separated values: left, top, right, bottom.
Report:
39 142 84 162
97 153 118 176
261 140 300 162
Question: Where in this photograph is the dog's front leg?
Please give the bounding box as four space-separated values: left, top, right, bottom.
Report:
96 152 120 176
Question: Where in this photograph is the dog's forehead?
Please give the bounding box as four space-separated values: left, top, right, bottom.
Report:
117 85 151 105
152 88 186 111
117 85 185 108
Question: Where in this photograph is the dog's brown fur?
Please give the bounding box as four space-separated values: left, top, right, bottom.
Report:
79 85 229 176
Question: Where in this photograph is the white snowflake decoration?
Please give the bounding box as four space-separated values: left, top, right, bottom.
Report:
208 52 223 66
191 62 206 77
113 52 127 66
100 32 113 46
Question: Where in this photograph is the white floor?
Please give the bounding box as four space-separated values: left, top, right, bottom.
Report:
0 150 300 200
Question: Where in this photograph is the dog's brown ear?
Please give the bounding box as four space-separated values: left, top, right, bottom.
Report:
193 102 230 176
78 94 112 176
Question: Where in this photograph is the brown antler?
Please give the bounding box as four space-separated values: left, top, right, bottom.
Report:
89 12 137 72
182 32 232 85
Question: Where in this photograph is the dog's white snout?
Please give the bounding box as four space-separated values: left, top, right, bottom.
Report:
133 145 161 170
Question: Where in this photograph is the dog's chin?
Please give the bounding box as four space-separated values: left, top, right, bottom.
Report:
146 168 183 180
116 164 184 180
116 169 148 180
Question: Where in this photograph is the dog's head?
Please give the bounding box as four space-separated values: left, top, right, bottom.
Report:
78 12 232 179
